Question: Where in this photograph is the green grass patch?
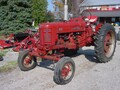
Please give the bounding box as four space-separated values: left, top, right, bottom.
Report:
0 49 9 56
0 61 17 73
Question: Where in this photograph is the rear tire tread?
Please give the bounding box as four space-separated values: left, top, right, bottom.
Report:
94 23 116 63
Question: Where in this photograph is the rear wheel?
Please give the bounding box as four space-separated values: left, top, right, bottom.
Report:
53 57 75 85
94 23 116 63
18 50 37 71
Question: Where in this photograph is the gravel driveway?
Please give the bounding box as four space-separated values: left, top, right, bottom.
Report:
0 41 120 90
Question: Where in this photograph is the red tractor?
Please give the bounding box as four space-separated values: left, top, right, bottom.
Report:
18 0 116 85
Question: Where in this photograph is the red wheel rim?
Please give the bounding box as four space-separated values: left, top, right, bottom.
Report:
23 55 34 67
104 30 115 57
61 63 73 80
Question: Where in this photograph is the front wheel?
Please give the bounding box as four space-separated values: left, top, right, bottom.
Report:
53 57 75 85
18 50 37 71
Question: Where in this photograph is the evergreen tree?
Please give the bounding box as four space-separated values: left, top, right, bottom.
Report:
0 0 32 34
46 11 54 22
32 0 48 25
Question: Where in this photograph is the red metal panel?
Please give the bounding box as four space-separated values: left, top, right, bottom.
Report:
0 40 13 49
39 24 58 45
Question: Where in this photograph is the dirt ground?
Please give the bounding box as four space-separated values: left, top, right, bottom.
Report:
0 41 120 90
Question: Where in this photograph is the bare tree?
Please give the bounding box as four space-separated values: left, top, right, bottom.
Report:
62 0 85 17
53 0 85 18
71 0 85 17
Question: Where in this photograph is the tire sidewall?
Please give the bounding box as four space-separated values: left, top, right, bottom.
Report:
54 57 75 85
59 60 75 84
18 50 37 71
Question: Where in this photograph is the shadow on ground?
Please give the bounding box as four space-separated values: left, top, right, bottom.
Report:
37 60 55 71
37 48 99 71
77 48 99 63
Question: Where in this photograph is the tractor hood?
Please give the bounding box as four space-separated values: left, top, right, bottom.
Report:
40 21 68 28
39 18 86 34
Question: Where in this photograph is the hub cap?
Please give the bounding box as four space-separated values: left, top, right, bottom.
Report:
104 30 115 57
23 55 34 68
61 63 73 80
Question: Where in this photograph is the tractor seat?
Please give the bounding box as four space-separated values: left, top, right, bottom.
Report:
86 16 98 23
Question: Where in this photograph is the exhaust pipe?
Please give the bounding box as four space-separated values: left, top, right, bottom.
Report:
64 0 68 21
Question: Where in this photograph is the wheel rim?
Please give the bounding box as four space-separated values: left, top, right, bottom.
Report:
61 63 73 80
104 30 115 57
23 55 34 68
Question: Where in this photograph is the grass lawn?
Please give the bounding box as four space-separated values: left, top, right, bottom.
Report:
0 61 17 73
0 49 10 57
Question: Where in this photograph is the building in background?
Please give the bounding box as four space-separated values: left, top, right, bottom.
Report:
81 0 120 26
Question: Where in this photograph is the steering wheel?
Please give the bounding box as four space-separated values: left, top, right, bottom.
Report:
80 9 92 21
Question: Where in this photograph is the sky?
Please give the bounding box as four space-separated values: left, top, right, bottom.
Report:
47 0 54 11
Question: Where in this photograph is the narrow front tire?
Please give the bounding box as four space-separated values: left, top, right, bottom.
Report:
18 50 37 71
53 57 75 85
